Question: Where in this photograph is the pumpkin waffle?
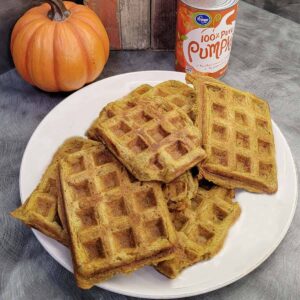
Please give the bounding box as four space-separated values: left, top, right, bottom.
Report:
186 73 222 128
185 73 221 85
163 171 198 212
194 80 278 193
143 80 197 121
59 144 177 289
89 96 206 183
87 84 152 140
11 137 98 246
156 182 241 278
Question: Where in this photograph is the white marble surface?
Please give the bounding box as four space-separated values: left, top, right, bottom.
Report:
0 2 299 299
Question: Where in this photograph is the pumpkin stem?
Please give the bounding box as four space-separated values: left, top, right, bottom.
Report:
44 0 70 21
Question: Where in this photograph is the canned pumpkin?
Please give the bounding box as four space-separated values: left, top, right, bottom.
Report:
175 0 239 78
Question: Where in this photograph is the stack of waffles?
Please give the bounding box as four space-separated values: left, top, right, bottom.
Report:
11 74 277 288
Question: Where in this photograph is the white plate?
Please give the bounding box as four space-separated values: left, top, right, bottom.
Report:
19 71 298 299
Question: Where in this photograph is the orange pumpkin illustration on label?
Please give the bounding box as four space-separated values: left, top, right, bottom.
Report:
176 0 239 79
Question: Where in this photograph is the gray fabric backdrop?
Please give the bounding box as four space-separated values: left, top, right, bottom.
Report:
0 1 300 299
244 0 300 23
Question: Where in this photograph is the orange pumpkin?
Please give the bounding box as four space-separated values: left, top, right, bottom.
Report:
11 0 109 92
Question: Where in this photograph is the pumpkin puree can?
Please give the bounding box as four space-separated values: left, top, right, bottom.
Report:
175 0 239 78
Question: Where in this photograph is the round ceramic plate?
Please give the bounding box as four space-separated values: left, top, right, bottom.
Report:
19 71 298 299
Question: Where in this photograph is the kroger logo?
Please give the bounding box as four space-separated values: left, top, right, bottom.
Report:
195 13 211 26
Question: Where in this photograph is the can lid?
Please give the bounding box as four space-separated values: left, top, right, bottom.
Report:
181 0 239 10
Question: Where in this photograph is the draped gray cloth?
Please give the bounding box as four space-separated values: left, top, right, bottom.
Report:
0 2 299 299
243 0 300 23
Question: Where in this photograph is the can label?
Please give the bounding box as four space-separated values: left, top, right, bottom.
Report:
176 1 238 78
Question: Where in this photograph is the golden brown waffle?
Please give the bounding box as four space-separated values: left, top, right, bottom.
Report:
185 73 221 85
87 84 152 140
186 73 222 128
59 144 177 288
163 171 198 212
11 137 98 246
129 84 153 96
89 96 206 183
156 182 241 278
194 80 278 194
143 80 196 121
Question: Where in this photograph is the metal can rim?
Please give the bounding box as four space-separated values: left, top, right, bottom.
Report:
180 0 239 11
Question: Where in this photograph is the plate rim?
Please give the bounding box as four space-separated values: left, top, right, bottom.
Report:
19 70 298 299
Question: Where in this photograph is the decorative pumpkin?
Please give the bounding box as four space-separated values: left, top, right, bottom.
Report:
11 0 109 92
